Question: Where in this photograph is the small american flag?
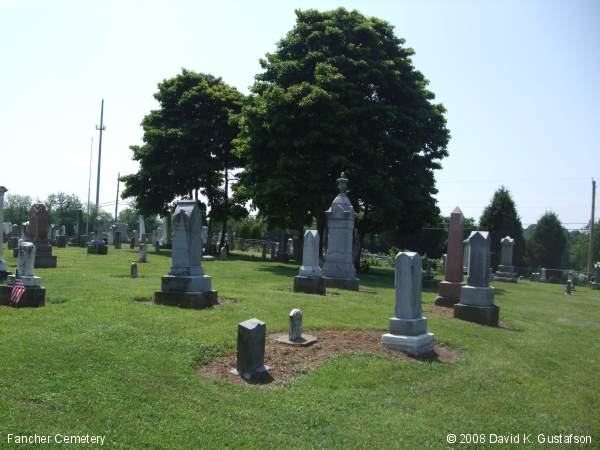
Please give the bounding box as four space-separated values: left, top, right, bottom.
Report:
10 277 26 305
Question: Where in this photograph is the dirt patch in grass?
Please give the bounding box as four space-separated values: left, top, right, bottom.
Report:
199 330 458 387
428 304 454 318
216 297 237 305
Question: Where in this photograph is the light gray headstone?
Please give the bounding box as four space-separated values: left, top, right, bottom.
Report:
138 243 147 263
138 216 146 239
17 241 35 277
298 230 321 277
289 308 302 341
130 261 138 278
466 231 491 287
500 236 515 267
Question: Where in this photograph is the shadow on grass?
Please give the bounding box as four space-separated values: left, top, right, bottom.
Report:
256 265 298 277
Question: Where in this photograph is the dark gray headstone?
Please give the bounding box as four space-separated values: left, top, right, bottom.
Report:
236 318 267 379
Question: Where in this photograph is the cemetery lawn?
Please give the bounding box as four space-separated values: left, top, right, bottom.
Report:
0 247 599 449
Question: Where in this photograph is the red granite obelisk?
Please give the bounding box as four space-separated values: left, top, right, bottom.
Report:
435 207 464 306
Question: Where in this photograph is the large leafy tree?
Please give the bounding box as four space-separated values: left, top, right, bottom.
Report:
526 212 567 269
236 8 449 256
570 220 600 271
4 194 33 225
479 187 525 269
121 69 246 248
45 192 83 235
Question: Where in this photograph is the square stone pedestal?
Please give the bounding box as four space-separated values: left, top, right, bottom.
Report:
454 303 499 326
87 242 108 255
591 282 600 290
35 254 57 269
293 276 326 295
382 332 434 356
154 290 217 309
435 280 462 306
0 285 46 307
324 277 359 291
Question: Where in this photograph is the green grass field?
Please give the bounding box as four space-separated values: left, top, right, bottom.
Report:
0 247 598 449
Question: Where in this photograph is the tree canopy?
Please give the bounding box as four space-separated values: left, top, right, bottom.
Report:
526 212 567 269
479 186 525 269
121 69 246 221
4 194 33 225
45 192 83 235
235 8 449 250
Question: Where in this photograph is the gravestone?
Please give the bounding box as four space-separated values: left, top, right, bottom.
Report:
219 246 227 259
233 318 268 380
435 207 464 306
441 254 447 275
107 227 114 245
8 224 19 250
495 236 518 282
72 209 83 245
565 280 574 295
138 216 146 243
540 267 547 282
114 230 121 249
454 231 499 326
293 230 325 295
463 241 470 274
381 251 434 355
270 242 276 259
130 230 137 249
130 261 138 278
154 200 217 308
322 172 359 291
261 242 267 260
591 262 600 290
274 308 317 346
114 223 129 242
421 258 439 289
0 187 9 280
27 204 57 268
160 216 169 245
287 238 294 259
0 242 46 307
138 243 147 263
87 216 108 254
275 232 289 262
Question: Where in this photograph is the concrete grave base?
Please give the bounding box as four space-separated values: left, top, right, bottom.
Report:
0 285 46 308
229 365 270 380
87 242 108 255
495 270 518 283
590 282 600 290
434 280 463 306
293 276 326 295
382 332 434 356
154 290 218 309
35 255 57 268
454 303 499 327
271 332 318 347
323 277 359 291
389 317 429 336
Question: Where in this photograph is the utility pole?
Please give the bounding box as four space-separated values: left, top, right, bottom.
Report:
86 137 93 237
587 179 596 277
114 172 120 222
95 99 106 220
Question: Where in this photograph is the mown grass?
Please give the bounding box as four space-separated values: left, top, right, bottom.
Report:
0 247 598 449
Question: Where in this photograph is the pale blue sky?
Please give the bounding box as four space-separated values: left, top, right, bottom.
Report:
1 0 598 228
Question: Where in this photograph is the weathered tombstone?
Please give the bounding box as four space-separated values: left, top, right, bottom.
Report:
114 230 122 249
495 236 518 282
322 172 359 291
287 238 294 259
138 216 146 243
130 230 137 249
154 240 160 254
138 243 147 263
160 216 169 245
565 280 574 295
114 223 129 243
382 252 434 355
275 232 289 262
154 200 217 308
261 242 267 260
454 231 499 326
233 318 268 380
87 216 108 254
440 254 447 275
273 308 317 346
421 258 438 289
270 242 276 259
0 187 9 280
8 224 19 250
590 262 600 290
219 246 227 259
0 241 46 307
130 261 138 278
435 207 464 306
293 230 325 295
27 204 57 268
463 241 470 274
107 226 114 245
73 209 83 245
540 267 547 282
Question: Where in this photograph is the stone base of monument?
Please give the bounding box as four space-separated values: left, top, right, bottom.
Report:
382 332 434 356
154 290 217 309
422 278 440 289
8 237 18 250
434 280 463 306
0 285 46 307
34 254 57 268
55 236 67 248
271 332 318 347
87 242 108 255
454 303 499 327
591 282 600 290
293 276 326 295
323 277 359 291
0 271 11 282
494 272 518 283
